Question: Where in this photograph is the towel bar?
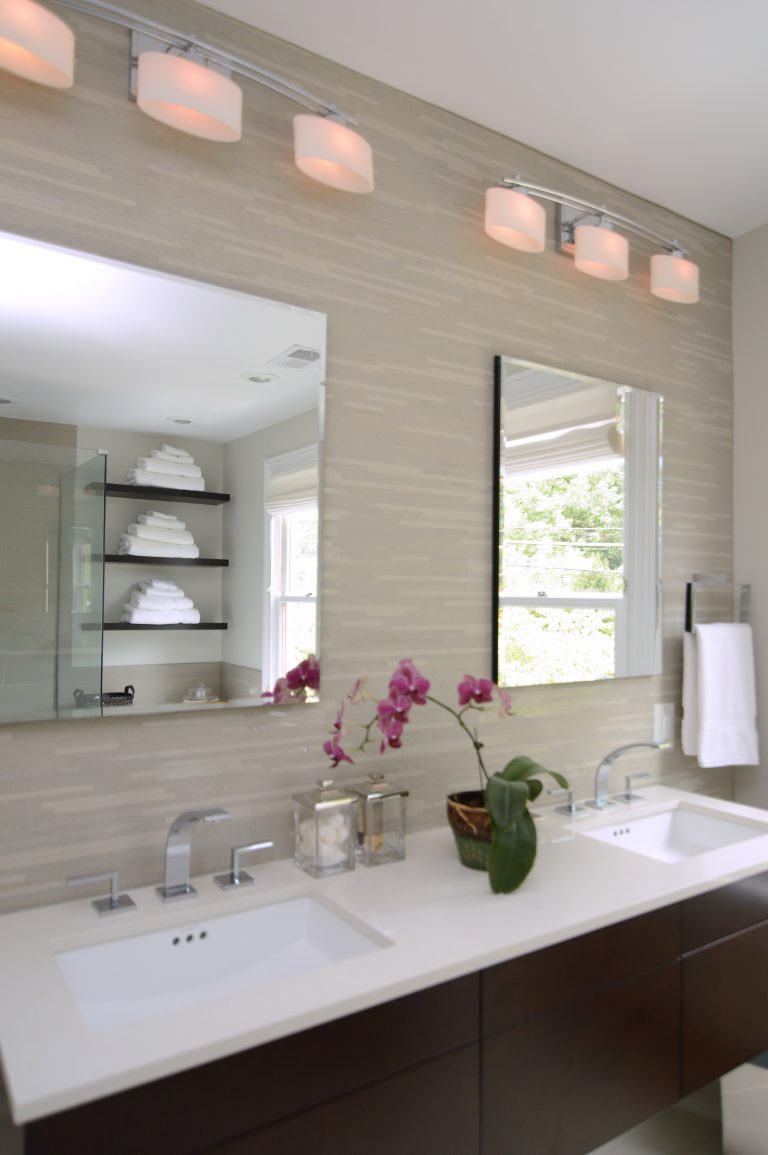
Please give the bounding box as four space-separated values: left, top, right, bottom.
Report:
685 574 751 633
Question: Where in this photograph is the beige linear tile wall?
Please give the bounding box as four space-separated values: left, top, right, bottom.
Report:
0 0 733 913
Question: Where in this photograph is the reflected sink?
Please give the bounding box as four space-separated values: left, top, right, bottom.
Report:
56 896 387 1033
576 803 768 864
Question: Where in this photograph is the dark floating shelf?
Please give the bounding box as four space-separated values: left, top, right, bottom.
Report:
85 623 228 631
86 482 230 506
104 555 229 567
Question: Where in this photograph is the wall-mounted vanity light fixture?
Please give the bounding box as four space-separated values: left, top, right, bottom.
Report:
0 0 374 191
484 178 699 303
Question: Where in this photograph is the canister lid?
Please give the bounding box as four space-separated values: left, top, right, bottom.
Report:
350 772 409 801
292 778 359 810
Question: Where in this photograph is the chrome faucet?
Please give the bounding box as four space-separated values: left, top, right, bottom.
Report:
156 808 231 901
587 743 669 810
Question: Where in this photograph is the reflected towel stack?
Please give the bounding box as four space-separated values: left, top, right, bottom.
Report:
126 445 206 491
121 579 201 624
118 509 200 559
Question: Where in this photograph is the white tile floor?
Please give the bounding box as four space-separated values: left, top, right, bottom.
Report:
591 1084 722 1155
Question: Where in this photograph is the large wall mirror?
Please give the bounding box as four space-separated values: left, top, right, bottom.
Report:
0 231 325 723
493 355 662 687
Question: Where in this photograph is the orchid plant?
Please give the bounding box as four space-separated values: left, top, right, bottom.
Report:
262 655 320 704
323 658 569 894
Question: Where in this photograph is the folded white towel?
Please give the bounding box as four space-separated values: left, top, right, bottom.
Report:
136 457 202 479
121 605 201 625
139 578 184 594
129 591 194 610
138 512 187 531
126 523 195 546
145 509 184 522
690 623 760 768
126 468 205 491
162 444 193 459
150 449 195 465
119 534 200 559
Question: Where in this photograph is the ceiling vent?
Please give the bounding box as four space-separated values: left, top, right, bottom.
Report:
267 345 322 370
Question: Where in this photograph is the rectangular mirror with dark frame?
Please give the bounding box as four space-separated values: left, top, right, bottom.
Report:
492 355 662 688
0 231 325 723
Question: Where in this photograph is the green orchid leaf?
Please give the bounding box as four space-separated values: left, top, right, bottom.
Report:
527 779 544 803
499 756 569 792
486 775 529 829
488 806 537 893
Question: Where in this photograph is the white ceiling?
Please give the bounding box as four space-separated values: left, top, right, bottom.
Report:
197 0 768 239
0 233 325 441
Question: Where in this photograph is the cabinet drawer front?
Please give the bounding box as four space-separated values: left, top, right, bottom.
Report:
482 962 681 1155
25 974 479 1155
207 1044 480 1155
482 905 680 1035
682 920 768 1094
681 869 768 952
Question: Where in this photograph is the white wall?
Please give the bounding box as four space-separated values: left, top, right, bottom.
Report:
733 223 768 805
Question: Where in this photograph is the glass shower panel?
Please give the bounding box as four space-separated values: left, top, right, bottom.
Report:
0 439 73 723
56 451 106 719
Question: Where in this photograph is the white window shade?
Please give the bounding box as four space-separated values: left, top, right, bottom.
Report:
503 418 623 481
264 444 318 514
502 375 622 480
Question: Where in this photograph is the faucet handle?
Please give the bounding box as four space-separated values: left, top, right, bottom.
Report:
66 870 136 916
548 787 589 816
613 773 650 803
214 840 273 890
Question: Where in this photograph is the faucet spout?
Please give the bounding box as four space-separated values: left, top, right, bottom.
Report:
587 743 669 810
156 808 231 901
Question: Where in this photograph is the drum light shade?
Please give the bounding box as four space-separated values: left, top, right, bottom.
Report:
650 251 700 304
293 114 374 193
484 186 546 253
0 0 74 88
574 223 629 281
136 52 242 142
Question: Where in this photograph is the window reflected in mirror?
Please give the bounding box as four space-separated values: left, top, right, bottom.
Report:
493 356 662 688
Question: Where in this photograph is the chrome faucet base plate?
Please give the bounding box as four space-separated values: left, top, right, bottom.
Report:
554 802 590 816
92 894 136 916
155 883 198 902
213 870 254 890
584 798 620 811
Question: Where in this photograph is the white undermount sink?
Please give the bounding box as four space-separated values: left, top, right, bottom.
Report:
56 895 387 1033
575 802 768 864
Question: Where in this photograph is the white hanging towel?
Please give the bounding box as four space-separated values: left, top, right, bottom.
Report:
690 623 759 768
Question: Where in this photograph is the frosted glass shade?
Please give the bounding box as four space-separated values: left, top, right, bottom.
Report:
293 114 374 193
484 186 546 252
136 52 242 142
0 0 74 88
650 252 700 303
574 223 629 281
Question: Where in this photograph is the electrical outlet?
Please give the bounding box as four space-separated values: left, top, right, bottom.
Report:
653 702 676 746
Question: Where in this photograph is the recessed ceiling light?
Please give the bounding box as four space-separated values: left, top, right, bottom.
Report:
166 416 192 425
241 372 278 383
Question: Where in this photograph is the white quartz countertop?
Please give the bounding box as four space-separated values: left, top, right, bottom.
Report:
4 785 768 1124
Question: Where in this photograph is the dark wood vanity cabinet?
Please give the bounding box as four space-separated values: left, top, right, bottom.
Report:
25 975 481 1155
24 879 768 1155
480 907 681 1155
681 868 768 1095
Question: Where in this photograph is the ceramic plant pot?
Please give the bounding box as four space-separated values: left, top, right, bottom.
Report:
446 790 491 871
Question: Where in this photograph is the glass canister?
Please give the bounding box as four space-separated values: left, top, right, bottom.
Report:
352 773 409 867
292 779 358 878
